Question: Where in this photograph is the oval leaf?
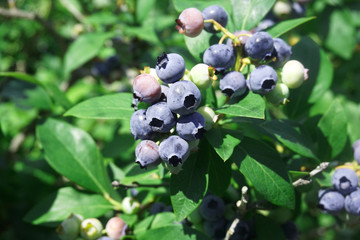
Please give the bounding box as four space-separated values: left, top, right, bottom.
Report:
64 93 134 120
36 118 118 198
267 17 316 38
24 187 113 225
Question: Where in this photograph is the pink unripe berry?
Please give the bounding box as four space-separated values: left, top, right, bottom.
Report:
133 73 161 104
106 216 128 240
176 8 204 38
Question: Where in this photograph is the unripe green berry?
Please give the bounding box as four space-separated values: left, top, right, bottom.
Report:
122 197 141 214
197 106 216 130
265 83 289 105
273 1 292 18
189 64 215 90
57 214 83 240
106 216 127 240
80 218 103 240
281 60 308 89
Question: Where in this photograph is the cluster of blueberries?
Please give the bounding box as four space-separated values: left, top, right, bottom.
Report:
91 55 120 79
318 167 360 215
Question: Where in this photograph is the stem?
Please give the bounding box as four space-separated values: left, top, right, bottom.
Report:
293 162 330 187
218 34 229 44
104 193 122 210
112 180 169 189
234 47 242 72
204 19 240 45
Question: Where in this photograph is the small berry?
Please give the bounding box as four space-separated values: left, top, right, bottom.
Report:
167 80 201 115
273 1 292 18
219 71 247 98
354 148 360 164
344 188 360 215
176 112 206 141
318 189 345 214
331 168 358 195
202 5 228 33
200 195 226 221
80 218 103 240
189 63 214 90
253 19 276 32
229 220 250 240
149 202 166 215
265 83 289 105
203 44 235 71
159 135 190 167
281 60 308 89
133 73 161 104
106 216 127 240
197 106 216 131
248 65 278 95
56 214 83 240
176 8 204 37
155 52 186 84
130 109 157 140
135 140 161 168
203 218 227 239
122 197 141 214
281 221 300 240
244 31 274 61
146 102 177 133
270 38 292 68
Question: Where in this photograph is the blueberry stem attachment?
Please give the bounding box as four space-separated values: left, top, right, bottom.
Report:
104 193 122 210
204 19 240 44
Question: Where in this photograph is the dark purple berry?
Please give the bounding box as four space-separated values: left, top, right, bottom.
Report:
202 5 228 33
248 65 278 95
135 140 161 168
155 53 186 84
176 112 206 141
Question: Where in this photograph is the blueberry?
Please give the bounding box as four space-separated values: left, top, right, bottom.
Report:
265 83 289 105
291 2 306 18
146 102 176 133
200 195 226 221
353 139 360 150
318 189 345 214
202 5 228 33
149 202 166 215
244 31 274 61
269 38 292 68
344 188 360 215
155 52 186 84
203 218 227 239
130 109 157 140
57 214 83 240
354 148 360 164
133 73 161 104
105 55 120 70
252 19 276 32
159 135 190 167
159 85 169 102
122 197 141 214
248 65 278 95
135 140 161 168
331 168 358 195
176 112 206 141
189 63 214 90
105 216 127 240
229 220 250 240
220 71 247 98
227 30 252 47
91 62 110 77
197 106 216 131
281 60 308 89
203 44 235 71
80 218 103 240
176 8 204 38
167 80 201 115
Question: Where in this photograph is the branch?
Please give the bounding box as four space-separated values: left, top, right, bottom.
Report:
111 180 169 189
293 162 330 187
0 7 67 52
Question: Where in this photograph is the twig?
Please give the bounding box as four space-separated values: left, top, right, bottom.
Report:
0 7 67 52
293 162 330 187
111 180 169 189
225 186 249 240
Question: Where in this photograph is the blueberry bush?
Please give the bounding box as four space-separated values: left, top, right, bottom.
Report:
1 0 360 239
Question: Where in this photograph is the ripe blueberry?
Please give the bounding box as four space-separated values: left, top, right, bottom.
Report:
244 31 274 61
176 112 206 141
331 168 358 195
155 52 186 84
176 8 204 38
203 44 235 71
135 140 161 168
167 80 201 115
200 195 226 221
159 135 190 167
318 189 345 214
146 102 176 133
248 65 278 95
133 73 161 104
202 5 228 33
344 188 360 215
219 71 247 98
269 38 292 69
130 109 157 140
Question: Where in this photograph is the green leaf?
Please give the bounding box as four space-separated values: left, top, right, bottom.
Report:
267 17 316 38
318 99 348 158
137 224 209 240
254 214 286 240
342 99 360 144
216 92 265 119
135 212 176 235
63 32 115 79
262 120 317 159
0 72 72 109
231 0 276 30
207 143 232 195
136 0 156 23
325 9 356 60
24 187 113 225
170 142 209 222
206 127 242 161
236 137 295 209
64 93 134 120
285 37 333 118
36 118 119 199
184 30 214 62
